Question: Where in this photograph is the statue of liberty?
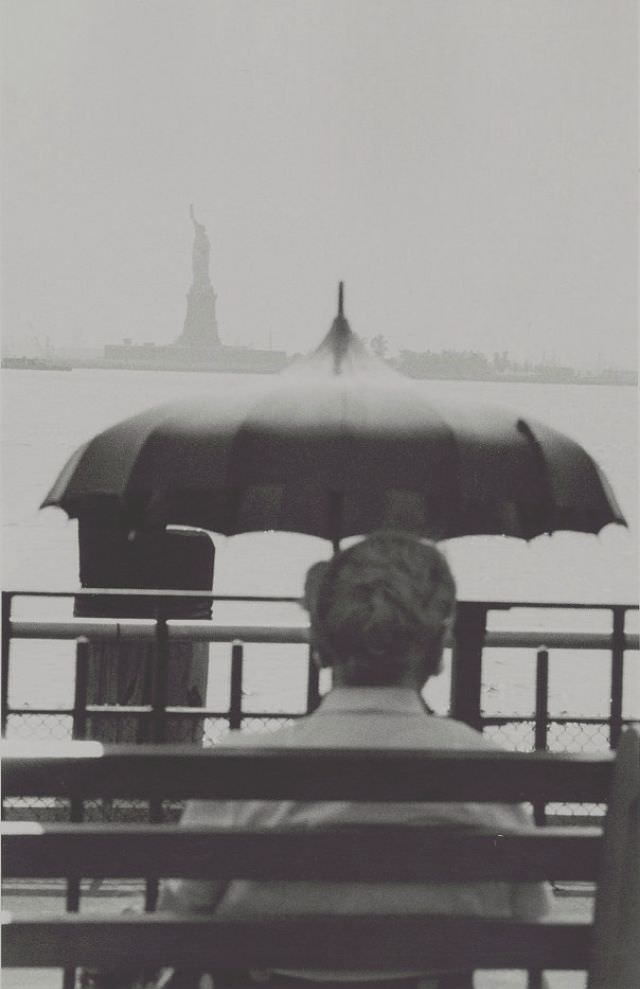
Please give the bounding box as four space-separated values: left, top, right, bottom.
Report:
178 205 220 348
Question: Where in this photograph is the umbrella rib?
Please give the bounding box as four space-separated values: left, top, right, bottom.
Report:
581 450 627 527
415 396 460 537
515 419 556 536
121 403 190 512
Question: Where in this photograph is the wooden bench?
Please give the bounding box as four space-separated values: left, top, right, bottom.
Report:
2 730 639 987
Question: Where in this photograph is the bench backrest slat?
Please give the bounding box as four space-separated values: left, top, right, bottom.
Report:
1 914 592 971
2 823 602 881
1 742 614 801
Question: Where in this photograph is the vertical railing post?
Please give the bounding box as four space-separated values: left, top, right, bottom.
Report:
72 637 90 740
529 649 550 989
533 647 549 827
152 612 169 744
68 634 89 960
65 740 85 989
534 647 549 752
450 603 488 730
306 644 320 714
609 607 625 750
229 641 244 730
145 869 160 913
527 967 544 989
1 591 13 737
146 608 169 912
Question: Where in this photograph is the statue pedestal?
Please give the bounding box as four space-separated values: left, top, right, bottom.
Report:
179 281 220 348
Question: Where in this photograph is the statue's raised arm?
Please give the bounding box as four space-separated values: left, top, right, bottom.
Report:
189 205 210 283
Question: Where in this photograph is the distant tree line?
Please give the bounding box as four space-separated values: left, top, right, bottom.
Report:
394 347 582 381
362 336 636 384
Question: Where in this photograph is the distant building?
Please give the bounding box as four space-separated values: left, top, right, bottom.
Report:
102 339 287 372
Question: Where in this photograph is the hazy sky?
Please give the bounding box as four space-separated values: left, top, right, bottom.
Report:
2 0 637 366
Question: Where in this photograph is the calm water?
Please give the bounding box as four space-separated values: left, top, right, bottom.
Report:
2 368 638 720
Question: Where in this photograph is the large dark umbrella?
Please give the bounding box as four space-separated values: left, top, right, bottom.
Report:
43 286 625 546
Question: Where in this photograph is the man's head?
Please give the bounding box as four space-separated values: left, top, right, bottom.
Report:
303 531 456 689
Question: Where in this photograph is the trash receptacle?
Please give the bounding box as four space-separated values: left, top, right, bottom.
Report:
74 519 215 744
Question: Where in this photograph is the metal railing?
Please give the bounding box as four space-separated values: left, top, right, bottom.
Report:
2 590 639 749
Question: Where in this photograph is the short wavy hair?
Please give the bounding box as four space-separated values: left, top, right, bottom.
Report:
304 531 456 686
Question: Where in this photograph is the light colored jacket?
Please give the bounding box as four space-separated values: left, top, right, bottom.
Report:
162 686 552 926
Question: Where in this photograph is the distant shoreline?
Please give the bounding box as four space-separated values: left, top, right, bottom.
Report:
400 369 638 387
1 354 637 386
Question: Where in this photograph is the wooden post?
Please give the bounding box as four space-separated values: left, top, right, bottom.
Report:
229 641 244 730
450 603 488 731
609 607 626 749
306 643 321 714
1 591 12 737
588 728 640 988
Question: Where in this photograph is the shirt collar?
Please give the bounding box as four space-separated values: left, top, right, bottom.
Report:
315 686 428 716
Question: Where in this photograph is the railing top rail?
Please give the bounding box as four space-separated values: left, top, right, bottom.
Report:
7 618 639 650
2 588 304 603
7 619 311 643
2 589 638 610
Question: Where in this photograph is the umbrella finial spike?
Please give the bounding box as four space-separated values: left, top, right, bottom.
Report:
338 281 344 317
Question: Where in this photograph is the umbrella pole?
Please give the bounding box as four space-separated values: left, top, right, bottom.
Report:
328 492 342 555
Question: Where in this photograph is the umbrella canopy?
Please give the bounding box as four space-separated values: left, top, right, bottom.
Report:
43 286 625 544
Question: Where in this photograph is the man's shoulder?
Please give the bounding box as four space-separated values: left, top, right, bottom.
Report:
218 724 302 748
420 715 502 750
217 712 503 752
